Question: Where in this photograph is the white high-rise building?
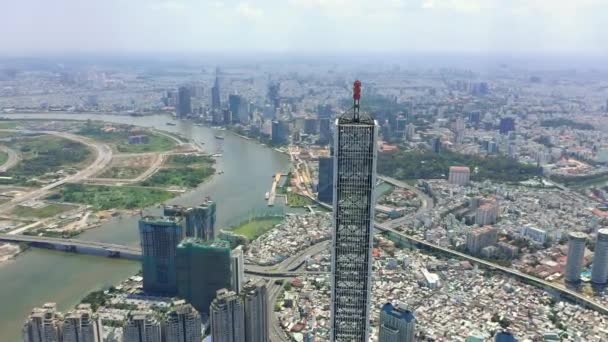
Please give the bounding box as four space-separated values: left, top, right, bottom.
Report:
62 304 101 342
243 280 269 342
565 232 587 283
231 245 245 294
164 304 202 342
211 289 245 342
330 80 378 342
592 229 608 284
22 303 61 342
448 166 470 186
122 312 161 342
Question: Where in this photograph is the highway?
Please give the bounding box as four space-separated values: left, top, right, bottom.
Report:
0 145 19 172
0 130 113 218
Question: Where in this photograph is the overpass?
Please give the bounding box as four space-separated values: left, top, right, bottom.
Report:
373 223 608 316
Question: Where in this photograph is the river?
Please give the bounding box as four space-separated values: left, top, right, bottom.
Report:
0 113 292 341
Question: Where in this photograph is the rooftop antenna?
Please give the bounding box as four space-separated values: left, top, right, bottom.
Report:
353 80 361 122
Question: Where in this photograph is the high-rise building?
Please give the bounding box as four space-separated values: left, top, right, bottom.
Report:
466 226 498 255
475 200 499 226
177 86 192 118
223 110 233 126
197 199 216 241
212 77 221 110
139 216 185 295
317 156 334 204
591 228 608 284
62 304 101 342
499 117 515 135
330 80 378 342
176 239 232 315
495 331 517 342
22 303 61 342
565 232 587 283
271 120 289 145
304 118 318 135
122 312 161 342
378 303 415 342
405 123 416 141
231 245 245 294
163 304 202 342
448 166 470 186
243 280 269 342
319 117 331 145
163 200 216 240
210 289 245 342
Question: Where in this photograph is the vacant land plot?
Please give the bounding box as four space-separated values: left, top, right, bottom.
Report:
139 154 215 188
1 135 91 185
98 167 147 179
11 203 77 219
230 216 284 240
77 123 176 153
50 184 174 210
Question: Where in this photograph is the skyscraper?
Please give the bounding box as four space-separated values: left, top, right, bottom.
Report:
197 199 217 241
271 120 289 145
62 304 101 342
565 232 587 283
139 216 185 295
229 94 241 123
319 117 331 145
243 280 269 342
317 156 334 204
591 228 608 284
163 199 216 240
378 303 415 342
210 289 245 342
122 312 161 342
22 303 61 342
330 80 378 342
176 239 232 315
212 77 221 110
164 304 202 342
231 245 245 294
499 117 515 135
177 86 192 118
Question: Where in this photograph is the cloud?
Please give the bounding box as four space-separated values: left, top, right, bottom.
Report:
236 2 264 19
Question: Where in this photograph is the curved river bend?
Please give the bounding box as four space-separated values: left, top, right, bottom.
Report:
0 113 291 341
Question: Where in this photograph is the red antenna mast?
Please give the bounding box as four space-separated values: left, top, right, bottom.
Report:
353 80 361 122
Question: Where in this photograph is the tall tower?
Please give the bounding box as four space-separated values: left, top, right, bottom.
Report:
592 228 608 284
210 289 246 342
177 86 192 118
565 232 587 283
22 303 61 342
212 75 221 110
243 280 269 342
231 245 245 294
62 304 101 342
122 312 161 342
139 216 185 295
330 80 378 342
164 304 202 342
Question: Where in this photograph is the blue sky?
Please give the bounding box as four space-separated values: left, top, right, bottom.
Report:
1 0 607 55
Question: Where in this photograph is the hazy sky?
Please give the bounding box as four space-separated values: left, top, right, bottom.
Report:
1 0 607 55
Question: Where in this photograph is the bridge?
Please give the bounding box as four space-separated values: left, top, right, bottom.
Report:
0 234 141 260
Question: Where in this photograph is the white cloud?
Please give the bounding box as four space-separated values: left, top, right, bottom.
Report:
236 2 264 19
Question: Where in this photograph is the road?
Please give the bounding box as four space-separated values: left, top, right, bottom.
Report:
0 130 113 218
0 145 19 172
